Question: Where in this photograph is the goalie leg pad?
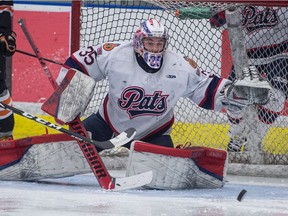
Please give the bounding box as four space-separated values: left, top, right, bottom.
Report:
42 69 96 124
0 134 91 180
126 141 228 190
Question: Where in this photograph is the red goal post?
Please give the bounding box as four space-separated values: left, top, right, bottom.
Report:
70 0 288 177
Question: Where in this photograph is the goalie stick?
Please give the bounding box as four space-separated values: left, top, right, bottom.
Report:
0 102 135 150
18 18 153 190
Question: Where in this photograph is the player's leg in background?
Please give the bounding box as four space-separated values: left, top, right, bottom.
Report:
226 59 288 152
255 58 287 145
226 66 248 152
226 109 247 152
0 55 14 140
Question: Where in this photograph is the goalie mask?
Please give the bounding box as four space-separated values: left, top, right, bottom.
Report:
133 18 169 69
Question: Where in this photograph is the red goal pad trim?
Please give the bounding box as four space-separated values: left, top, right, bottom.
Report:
133 141 227 160
133 141 227 178
0 134 74 168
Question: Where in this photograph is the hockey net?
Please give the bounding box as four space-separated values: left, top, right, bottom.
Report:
71 0 288 177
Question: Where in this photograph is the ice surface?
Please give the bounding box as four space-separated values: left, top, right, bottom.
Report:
1 171 288 216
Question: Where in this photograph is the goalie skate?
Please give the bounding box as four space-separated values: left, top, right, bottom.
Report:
227 137 248 152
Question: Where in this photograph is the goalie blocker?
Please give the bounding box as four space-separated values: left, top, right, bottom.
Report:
41 68 96 124
126 141 228 190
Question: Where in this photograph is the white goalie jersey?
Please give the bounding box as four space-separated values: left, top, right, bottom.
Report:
57 41 229 140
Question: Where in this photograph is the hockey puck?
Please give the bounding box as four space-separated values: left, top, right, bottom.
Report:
237 189 247 202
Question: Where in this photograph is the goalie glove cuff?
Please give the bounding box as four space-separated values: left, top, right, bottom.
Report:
220 82 250 112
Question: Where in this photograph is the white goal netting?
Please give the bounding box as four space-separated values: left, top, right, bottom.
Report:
73 0 288 177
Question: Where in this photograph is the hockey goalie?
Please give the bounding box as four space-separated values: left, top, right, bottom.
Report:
0 18 274 190
0 65 272 189
0 64 272 189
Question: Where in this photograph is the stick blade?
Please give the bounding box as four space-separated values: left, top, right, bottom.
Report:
111 171 153 191
109 128 136 148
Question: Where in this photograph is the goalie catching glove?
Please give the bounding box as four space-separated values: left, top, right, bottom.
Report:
41 68 96 124
221 66 272 112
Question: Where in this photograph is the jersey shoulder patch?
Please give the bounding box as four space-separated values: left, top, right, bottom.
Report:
103 42 121 51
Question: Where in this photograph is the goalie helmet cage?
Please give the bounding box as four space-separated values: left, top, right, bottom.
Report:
71 0 288 177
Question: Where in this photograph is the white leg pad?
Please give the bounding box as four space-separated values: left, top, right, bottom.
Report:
126 141 228 190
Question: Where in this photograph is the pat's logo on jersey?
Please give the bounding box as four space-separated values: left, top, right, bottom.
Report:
242 6 279 34
118 86 168 118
